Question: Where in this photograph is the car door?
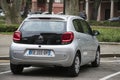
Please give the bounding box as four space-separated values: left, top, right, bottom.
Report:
73 19 89 64
80 20 97 62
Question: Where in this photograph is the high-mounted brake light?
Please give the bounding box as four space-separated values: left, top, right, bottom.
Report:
62 32 74 44
13 31 21 42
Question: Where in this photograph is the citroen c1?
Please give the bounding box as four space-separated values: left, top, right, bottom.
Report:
10 14 100 76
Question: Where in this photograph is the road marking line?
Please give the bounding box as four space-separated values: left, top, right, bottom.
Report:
0 63 10 65
0 71 11 75
99 71 120 80
0 67 33 75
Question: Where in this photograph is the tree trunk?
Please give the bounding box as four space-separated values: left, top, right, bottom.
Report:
0 0 22 25
92 0 101 20
65 0 79 16
22 0 31 18
48 0 53 14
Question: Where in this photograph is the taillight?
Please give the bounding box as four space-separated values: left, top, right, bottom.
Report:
62 32 74 44
13 31 21 42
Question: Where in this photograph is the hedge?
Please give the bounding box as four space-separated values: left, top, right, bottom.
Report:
0 24 19 32
0 16 19 32
89 20 120 27
0 16 5 20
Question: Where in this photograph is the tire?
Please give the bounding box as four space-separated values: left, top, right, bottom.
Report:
10 63 24 74
68 53 80 77
91 50 100 67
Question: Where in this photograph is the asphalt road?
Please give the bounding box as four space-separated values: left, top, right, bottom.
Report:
0 58 120 80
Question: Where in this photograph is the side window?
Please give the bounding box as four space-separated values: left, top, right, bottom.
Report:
80 20 92 35
73 19 83 33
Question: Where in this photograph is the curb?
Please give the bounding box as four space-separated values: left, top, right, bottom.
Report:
100 54 120 58
99 42 120 45
0 56 9 60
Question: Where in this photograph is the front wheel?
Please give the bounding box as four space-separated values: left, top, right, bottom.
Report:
10 63 24 74
91 50 100 67
68 53 80 77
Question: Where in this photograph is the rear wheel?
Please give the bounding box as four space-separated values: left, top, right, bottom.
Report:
91 50 100 67
68 53 80 77
10 63 24 74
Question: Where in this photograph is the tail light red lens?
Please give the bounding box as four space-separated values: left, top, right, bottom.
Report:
13 31 21 42
62 32 74 44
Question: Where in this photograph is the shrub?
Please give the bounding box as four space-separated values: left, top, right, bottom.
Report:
0 16 20 32
0 24 19 32
89 20 120 27
0 16 5 24
0 16 5 20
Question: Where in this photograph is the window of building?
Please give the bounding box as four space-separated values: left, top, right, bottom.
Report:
38 0 46 4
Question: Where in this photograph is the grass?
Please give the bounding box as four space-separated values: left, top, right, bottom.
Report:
92 26 120 42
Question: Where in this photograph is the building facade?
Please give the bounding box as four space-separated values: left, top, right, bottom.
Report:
82 0 120 21
0 0 119 20
32 0 120 21
31 0 63 13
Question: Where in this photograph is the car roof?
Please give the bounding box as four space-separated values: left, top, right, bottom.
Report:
25 14 83 21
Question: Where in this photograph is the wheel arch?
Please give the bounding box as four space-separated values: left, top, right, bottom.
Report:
97 45 100 53
76 50 81 63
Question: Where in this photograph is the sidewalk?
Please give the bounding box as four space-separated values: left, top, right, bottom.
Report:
0 34 12 60
0 34 120 60
100 43 120 57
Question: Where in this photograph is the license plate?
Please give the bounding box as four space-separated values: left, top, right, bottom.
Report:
24 49 55 57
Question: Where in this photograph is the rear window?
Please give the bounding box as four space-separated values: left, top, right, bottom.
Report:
20 20 66 33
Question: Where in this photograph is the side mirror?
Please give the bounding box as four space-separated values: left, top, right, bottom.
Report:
92 30 100 36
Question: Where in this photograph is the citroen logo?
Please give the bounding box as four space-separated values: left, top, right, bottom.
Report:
38 35 44 42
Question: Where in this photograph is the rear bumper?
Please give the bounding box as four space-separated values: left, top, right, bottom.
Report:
10 42 76 67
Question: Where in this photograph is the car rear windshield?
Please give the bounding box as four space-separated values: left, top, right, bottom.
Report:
20 20 66 33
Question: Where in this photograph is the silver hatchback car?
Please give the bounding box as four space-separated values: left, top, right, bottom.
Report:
10 15 100 76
